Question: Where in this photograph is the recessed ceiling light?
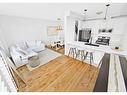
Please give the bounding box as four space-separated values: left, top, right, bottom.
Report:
96 11 103 15
106 4 110 7
84 9 87 12
57 18 61 20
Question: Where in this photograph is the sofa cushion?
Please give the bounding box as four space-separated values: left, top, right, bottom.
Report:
26 41 36 47
36 41 42 46
16 47 28 56
16 42 28 50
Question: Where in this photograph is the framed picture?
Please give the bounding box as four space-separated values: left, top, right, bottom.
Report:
47 26 58 36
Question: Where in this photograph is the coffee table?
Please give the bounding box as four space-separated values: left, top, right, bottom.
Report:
28 55 40 68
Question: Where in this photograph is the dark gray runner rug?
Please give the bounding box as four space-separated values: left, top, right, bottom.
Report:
119 56 127 91
93 53 110 92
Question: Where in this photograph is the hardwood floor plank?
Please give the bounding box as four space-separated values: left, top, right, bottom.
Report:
69 66 99 92
26 61 73 91
17 55 99 92
65 64 90 91
43 60 84 91
38 60 82 91
22 56 71 80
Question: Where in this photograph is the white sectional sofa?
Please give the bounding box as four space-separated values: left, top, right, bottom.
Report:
10 40 45 68
26 41 45 52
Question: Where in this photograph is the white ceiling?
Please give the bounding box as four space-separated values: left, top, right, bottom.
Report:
0 3 126 21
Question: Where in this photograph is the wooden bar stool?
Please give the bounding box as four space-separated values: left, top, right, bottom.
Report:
84 49 94 71
68 45 76 58
84 49 94 70
75 47 86 62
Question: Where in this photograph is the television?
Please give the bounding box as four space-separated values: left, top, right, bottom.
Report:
78 29 91 42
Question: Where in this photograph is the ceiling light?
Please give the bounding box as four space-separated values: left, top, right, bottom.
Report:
83 9 87 21
57 18 61 20
56 18 63 31
104 4 110 20
96 11 103 15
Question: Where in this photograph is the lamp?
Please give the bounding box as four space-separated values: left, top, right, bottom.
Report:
83 9 87 21
56 18 63 31
104 4 110 20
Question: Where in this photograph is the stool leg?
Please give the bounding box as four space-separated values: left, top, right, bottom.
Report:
68 48 76 58
81 51 84 63
90 53 92 66
91 53 94 64
89 52 94 71
88 53 92 71
84 52 88 60
74 48 77 58
72 48 75 58
75 50 79 59
81 50 85 63
74 48 76 57
90 53 94 66
82 51 86 62
68 48 71 56
79 50 82 60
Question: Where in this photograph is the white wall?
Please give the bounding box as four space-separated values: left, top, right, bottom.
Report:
64 11 127 57
0 15 64 48
0 29 8 54
64 14 80 55
64 16 74 55
64 13 105 65
121 18 127 50
81 17 127 48
122 33 127 50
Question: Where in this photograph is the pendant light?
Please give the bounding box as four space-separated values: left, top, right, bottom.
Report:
104 4 110 20
82 4 110 21
83 9 87 21
56 18 63 31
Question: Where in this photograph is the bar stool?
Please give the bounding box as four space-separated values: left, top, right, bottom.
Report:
85 49 94 66
68 44 76 58
75 47 86 62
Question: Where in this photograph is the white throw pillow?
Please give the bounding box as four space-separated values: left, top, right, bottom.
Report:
26 41 36 47
36 41 42 46
16 42 27 50
16 47 28 55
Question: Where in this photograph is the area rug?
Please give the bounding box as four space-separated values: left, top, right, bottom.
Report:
26 48 61 71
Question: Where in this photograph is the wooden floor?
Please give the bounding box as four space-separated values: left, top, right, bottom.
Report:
16 55 99 92
57 48 64 54
46 45 65 54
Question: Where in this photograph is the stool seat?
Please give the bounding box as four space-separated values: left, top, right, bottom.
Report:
69 44 76 48
75 47 86 62
85 49 94 53
84 49 94 66
68 45 77 58
76 47 85 51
